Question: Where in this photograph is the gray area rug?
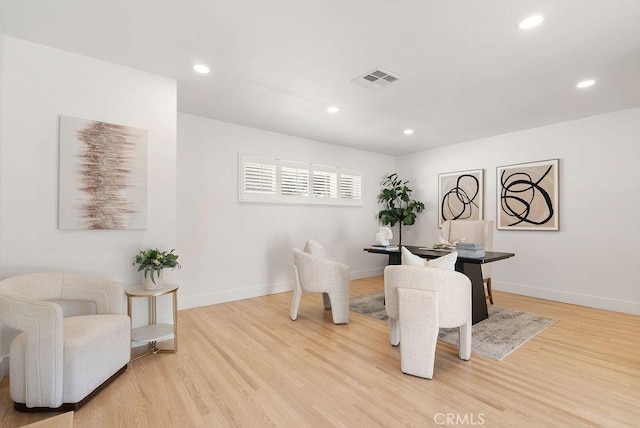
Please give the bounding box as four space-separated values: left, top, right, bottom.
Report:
350 292 558 361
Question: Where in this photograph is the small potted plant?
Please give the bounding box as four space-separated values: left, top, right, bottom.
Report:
132 248 181 290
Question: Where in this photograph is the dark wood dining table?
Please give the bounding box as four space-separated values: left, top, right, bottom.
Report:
364 245 515 324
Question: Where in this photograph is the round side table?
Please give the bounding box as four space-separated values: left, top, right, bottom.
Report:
125 284 179 361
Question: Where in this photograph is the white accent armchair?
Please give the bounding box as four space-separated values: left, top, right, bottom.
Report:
384 265 472 379
442 220 494 304
0 272 131 411
291 240 350 324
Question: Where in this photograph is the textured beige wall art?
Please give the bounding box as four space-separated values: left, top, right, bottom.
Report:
497 159 559 231
59 116 148 230
438 169 484 227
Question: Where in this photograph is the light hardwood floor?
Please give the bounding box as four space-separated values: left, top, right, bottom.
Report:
1 276 639 427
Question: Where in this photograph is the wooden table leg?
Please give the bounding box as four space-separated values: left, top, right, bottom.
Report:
388 253 401 265
456 261 489 324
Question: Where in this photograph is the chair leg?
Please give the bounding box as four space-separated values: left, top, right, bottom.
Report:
484 277 493 304
290 265 302 321
458 321 472 361
322 292 331 310
327 290 349 324
389 318 400 346
398 287 439 379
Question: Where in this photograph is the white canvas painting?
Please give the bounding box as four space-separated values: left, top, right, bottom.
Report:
59 116 148 230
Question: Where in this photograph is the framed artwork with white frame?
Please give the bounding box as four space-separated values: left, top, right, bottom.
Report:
496 159 559 231
438 169 484 228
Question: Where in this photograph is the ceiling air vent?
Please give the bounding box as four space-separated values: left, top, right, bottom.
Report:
351 68 400 91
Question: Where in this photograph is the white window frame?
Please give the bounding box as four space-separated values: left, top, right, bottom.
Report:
338 168 363 206
238 154 277 202
279 160 310 200
311 165 338 200
238 153 363 206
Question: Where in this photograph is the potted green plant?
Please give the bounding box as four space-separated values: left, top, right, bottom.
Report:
132 248 181 290
377 173 425 245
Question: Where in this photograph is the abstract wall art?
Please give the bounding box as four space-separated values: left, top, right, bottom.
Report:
59 116 148 230
438 169 484 227
497 159 559 231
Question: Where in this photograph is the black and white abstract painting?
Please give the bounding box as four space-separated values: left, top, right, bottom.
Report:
59 116 148 230
438 169 484 227
497 159 559 231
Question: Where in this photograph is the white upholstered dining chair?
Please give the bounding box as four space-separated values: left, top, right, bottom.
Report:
291 239 350 324
441 220 494 304
384 264 472 379
0 272 131 411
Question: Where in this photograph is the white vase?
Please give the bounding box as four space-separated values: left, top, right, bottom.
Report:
143 269 164 290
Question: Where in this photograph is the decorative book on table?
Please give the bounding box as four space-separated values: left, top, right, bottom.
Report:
455 242 485 258
369 244 399 251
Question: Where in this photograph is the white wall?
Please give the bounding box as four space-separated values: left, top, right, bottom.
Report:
0 26 7 379
0 37 177 376
177 113 394 309
397 108 640 315
1 36 177 281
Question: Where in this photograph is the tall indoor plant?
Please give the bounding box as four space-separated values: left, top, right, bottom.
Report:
377 173 425 245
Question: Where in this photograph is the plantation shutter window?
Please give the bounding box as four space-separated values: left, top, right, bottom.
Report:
244 162 276 194
239 154 278 202
339 169 363 203
280 162 310 197
312 167 338 199
239 153 362 206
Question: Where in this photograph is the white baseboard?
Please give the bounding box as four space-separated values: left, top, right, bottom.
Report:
350 267 384 280
179 268 385 311
179 281 294 310
494 281 640 315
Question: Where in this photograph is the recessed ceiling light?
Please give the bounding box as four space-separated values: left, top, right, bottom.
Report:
193 64 210 74
518 15 544 30
326 106 340 113
576 79 596 89
403 129 414 135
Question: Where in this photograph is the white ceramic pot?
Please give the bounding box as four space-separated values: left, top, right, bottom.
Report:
143 269 164 290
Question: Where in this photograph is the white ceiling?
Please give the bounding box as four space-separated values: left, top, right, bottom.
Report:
1 0 639 156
